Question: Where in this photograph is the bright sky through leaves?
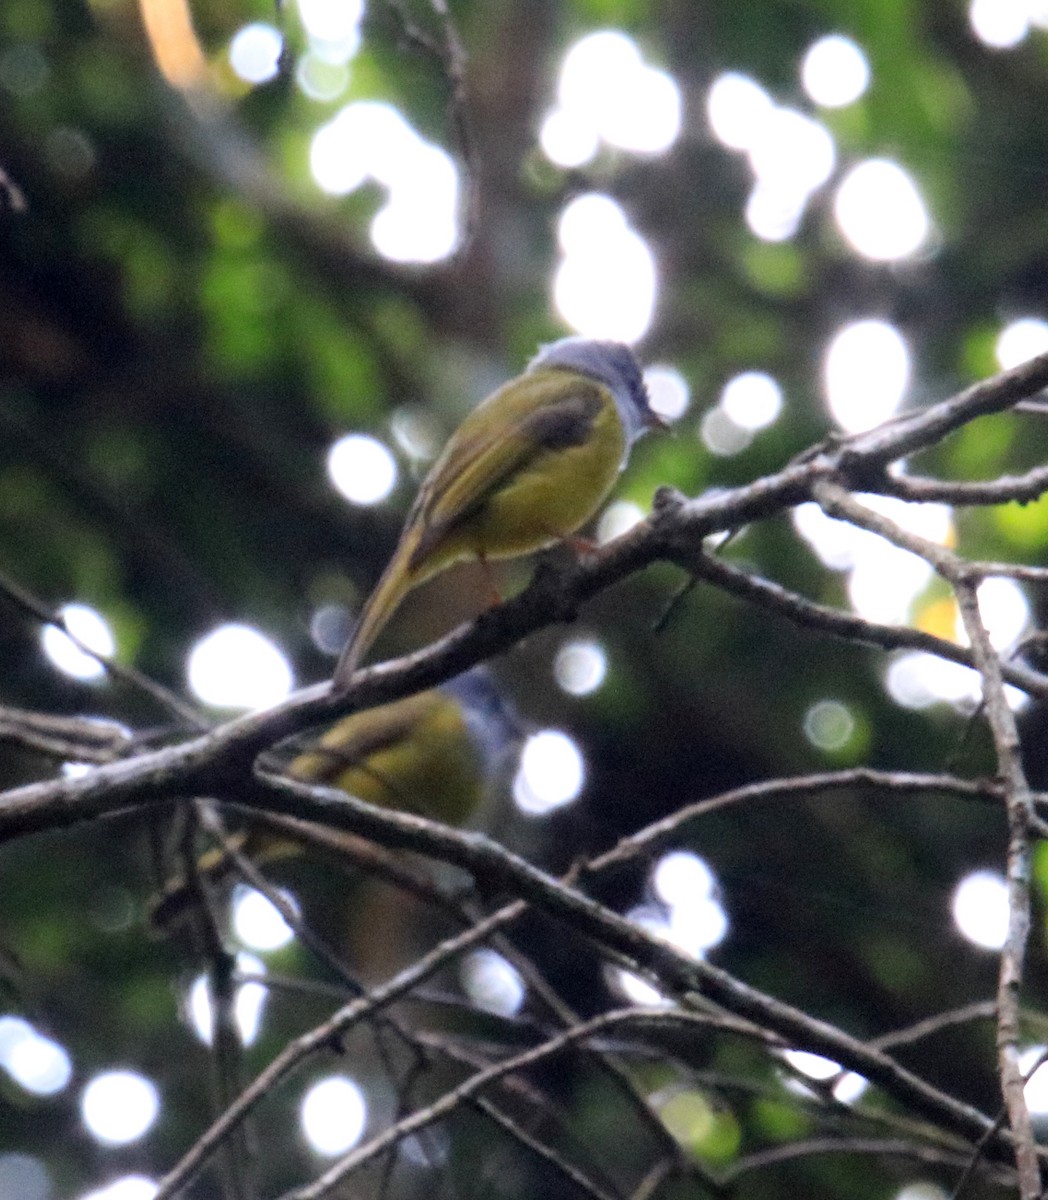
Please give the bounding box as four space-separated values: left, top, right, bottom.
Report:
190 953 268 1046
952 870 1009 949
41 603 113 680
513 729 585 815
800 34 870 107
541 29 681 167
460 949 526 1016
644 365 691 420
186 624 294 709
554 192 657 342
0 1016 72 1095
232 884 297 950
554 638 608 695
834 159 930 260
996 317 1048 369
301 1076 368 1156
81 1071 159 1145
823 319 911 432
327 433 398 505
228 23 282 83
310 101 459 262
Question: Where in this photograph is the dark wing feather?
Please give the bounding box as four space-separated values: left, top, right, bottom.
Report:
408 376 605 568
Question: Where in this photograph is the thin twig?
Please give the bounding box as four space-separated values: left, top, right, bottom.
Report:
0 706 134 764
0 565 206 728
870 1001 998 1051
278 1009 767 1200
813 482 1041 1198
876 463 1048 506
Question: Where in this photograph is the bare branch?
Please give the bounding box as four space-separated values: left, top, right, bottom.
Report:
278 1009 766 1200
877 464 1048 506
0 565 205 728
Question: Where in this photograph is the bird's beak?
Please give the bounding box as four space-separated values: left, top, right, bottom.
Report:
644 408 670 431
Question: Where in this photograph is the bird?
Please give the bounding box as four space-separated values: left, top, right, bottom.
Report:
288 669 514 826
334 337 661 686
148 672 516 931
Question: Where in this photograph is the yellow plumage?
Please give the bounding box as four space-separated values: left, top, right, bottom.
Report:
335 353 645 685
287 688 488 826
149 678 512 929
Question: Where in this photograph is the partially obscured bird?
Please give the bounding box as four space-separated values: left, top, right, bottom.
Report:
288 670 513 825
149 671 516 930
334 338 661 686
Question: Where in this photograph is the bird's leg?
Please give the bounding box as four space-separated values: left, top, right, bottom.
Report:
477 552 504 607
563 532 600 557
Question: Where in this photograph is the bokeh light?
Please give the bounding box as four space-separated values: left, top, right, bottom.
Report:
554 638 608 695
189 952 268 1046
513 729 585 815
833 1072 869 1104
554 193 657 342
301 1075 367 1156
803 699 855 751
969 0 1029 48
298 0 364 56
644 364 691 420
781 1049 867 1103
81 1071 159 1145
823 319 911 432
996 317 1048 369
326 433 398 505
539 107 600 168
747 107 836 196
894 1185 949 1200
228 23 283 84
834 159 929 261
390 407 441 461
952 869 1009 949
885 652 979 711
720 371 783 430
596 499 645 544
783 1049 840 1080
706 72 774 151
744 181 808 242
794 493 958 665
41 603 114 681
652 851 716 908
1021 1045 1048 1114
701 407 754 457
972 577 1029 651
232 884 297 951
707 67 838 243
187 623 294 709
295 54 350 102
611 877 729 1005
460 949 526 1017
0 1016 72 1095
548 30 681 160
310 603 351 656
81 1178 158 1200
801 35 870 107
310 102 459 263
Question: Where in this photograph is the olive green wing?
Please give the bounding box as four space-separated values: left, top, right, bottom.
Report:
408 372 608 568
289 694 431 783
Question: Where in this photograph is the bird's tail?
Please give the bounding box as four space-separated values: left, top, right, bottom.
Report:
333 545 417 689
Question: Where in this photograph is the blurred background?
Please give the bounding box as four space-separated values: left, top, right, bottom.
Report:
2 0 1048 1197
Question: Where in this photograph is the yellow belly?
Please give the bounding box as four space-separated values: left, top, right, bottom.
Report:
437 401 626 564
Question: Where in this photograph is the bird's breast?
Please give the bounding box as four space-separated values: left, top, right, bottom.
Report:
455 394 626 559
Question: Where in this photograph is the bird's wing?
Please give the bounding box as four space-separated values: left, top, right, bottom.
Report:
289 694 431 783
409 372 607 566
